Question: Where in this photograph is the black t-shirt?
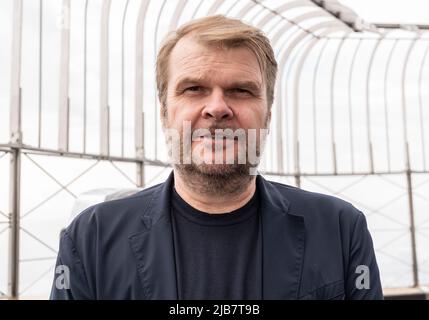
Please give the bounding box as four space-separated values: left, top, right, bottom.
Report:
170 186 262 300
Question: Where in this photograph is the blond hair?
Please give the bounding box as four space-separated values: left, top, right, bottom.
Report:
156 15 278 110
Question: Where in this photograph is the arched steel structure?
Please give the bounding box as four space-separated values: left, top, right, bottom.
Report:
1 0 429 299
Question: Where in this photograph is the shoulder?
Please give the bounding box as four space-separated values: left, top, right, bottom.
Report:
63 181 164 242
266 178 363 228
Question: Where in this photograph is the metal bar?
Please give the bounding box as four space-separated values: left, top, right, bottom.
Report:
375 23 429 30
190 0 205 20
109 161 138 187
23 153 77 198
256 0 313 29
136 112 145 187
294 37 326 175
383 40 399 173
18 263 56 296
8 147 21 299
406 156 419 287
207 0 225 15
58 0 70 151
283 36 315 174
418 42 429 171
266 11 332 175
121 0 130 158
38 0 43 148
100 0 111 156
135 0 150 186
8 0 23 299
168 0 187 32
365 35 386 174
323 35 429 41
21 160 100 220
276 22 347 183
20 257 56 263
330 33 351 174
0 143 166 165
252 0 320 37
402 34 421 287
224 0 241 14
260 169 412 177
236 0 256 19
401 36 420 164
83 0 88 153
10 0 23 145
153 0 168 161
20 227 58 254
313 39 330 173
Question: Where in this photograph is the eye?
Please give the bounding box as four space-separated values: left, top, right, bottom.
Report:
229 88 252 96
184 86 203 93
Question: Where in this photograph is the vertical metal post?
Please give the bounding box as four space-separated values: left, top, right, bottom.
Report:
136 112 145 188
348 39 362 174
401 33 421 287
100 0 111 156
10 0 23 145
135 0 149 188
8 0 23 299
405 144 419 287
8 147 21 299
83 0 88 154
58 0 70 151
383 39 399 173
38 0 43 148
121 0 130 158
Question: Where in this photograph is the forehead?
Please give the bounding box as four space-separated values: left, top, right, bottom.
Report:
168 35 263 85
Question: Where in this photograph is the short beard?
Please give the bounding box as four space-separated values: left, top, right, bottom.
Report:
174 162 256 196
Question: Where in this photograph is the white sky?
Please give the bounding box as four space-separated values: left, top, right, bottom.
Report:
339 0 429 24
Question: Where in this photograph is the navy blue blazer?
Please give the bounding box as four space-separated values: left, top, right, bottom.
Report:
50 171 383 300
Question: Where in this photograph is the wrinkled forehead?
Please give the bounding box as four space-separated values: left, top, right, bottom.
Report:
168 35 264 86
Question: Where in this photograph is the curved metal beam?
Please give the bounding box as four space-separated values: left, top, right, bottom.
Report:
329 32 352 174
402 33 422 168
347 39 363 173
135 0 150 187
365 33 389 173
121 0 130 157
291 26 348 181
401 32 422 288
276 21 347 178
383 39 399 173
83 0 88 153
418 41 429 171
312 39 330 173
38 0 43 148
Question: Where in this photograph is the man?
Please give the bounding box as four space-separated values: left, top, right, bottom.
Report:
51 15 383 300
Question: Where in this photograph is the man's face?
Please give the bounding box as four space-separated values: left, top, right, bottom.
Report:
162 35 270 176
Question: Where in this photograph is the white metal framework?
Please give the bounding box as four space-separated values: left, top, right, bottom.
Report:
1 0 429 299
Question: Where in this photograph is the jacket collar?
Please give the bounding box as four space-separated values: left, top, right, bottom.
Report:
129 170 305 299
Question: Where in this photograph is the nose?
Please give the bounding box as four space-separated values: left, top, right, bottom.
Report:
201 89 233 121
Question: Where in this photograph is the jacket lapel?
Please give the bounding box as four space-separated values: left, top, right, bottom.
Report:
128 171 178 299
257 175 306 299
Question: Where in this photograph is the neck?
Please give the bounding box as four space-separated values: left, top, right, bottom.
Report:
173 169 256 214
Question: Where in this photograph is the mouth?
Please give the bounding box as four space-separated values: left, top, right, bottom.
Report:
196 135 239 143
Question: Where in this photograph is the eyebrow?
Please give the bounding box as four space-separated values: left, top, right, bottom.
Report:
175 77 262 93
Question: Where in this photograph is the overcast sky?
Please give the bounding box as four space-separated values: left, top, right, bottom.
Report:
339 0 429 24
